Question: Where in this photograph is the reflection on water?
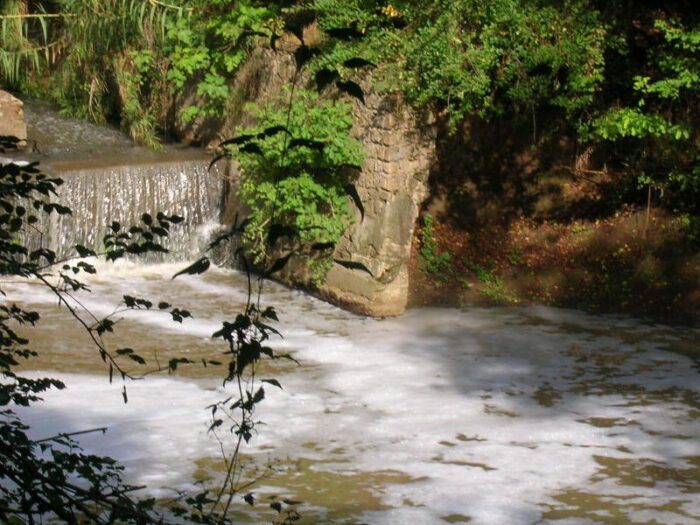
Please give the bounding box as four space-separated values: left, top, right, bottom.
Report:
5 264 700 524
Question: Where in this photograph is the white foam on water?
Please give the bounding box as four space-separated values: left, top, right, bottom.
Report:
13 372 223 496
5 264 700 523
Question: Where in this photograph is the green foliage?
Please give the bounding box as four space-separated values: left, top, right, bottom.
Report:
3 1 278 145
0 136 291 522
309 0 606 126
163 0 277 124
463 257 516 304
0 1 51 89
586 18 700 207
309 1 700 213
231 88 363 281
419 213 451 280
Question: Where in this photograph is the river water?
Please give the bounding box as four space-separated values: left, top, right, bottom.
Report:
4 103 700 524
8 262 700 524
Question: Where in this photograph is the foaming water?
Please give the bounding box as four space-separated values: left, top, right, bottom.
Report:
7 263 700 524
22 161 223 259
17 100 225 261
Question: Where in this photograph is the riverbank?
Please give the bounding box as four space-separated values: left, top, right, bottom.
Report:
409 207 700 326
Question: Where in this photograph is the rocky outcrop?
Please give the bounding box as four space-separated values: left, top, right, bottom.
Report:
217 48 436 317
0 90 27 146
313 93 435 316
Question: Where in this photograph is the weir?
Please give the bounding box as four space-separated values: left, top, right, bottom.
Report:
36 159 223 260
19 101 224 260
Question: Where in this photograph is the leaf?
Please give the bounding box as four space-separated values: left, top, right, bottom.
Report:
75 245 96 258
265 252 293 277
262 378 283 389
270 501 282 513
128 353 146 365
294 44 319 69
315 68 340 91
122 385 128 404
239 142 264 155
172 257 210 279
325 26 365 40
267 223 297 246
262 306 278 320
334 258 373 277
208 153 228 171
219 134 256 147
343 57 375 69
258 125 289 138
244 493 255 506
253 386 265 403
337 80 365 104
283 499 302 505
311 241 336 252
288 138 325 151
344 184 364 221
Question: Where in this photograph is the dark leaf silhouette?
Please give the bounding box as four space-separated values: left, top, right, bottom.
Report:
259 125 289 138
334 258 373 277
220 133 256 147
315 68 340 91
265 252 293 277
172 257 211 280
343 57 375 69
325 26 364 40
239 142 264 156
294 44 319 69
288 138 325 151
75 245 96 258
337 80 365 104
311 241 336 252
344 184 364 221
262 378 283 389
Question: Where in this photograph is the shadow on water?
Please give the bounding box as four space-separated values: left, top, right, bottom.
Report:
377 306 700 523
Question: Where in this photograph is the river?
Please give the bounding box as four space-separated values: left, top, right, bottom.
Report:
4 102 700 524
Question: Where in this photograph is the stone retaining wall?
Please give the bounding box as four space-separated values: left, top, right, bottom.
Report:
216 47 436 316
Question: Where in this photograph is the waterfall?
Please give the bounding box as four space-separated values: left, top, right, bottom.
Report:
26 158 224 261
17 101 225 262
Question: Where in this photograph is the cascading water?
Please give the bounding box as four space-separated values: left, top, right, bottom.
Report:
18 101 225 260
37 159 223 259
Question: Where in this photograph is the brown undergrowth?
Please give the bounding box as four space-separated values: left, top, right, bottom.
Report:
408 208 700 325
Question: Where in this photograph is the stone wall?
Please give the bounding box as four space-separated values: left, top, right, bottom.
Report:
0 90 27 146
217 47 436 317
312 92 435 316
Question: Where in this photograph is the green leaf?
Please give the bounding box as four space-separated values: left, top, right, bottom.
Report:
262 378 282 389
172 257 210 279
